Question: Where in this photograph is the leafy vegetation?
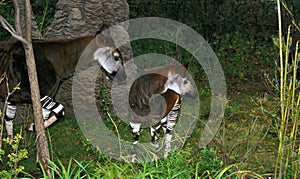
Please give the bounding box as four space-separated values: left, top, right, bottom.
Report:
273 3 300 177
0 131 28 178
0 0 13 41
0 0 58 40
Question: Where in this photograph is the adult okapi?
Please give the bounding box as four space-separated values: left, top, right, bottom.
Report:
129 60 196 157
0 24 127 138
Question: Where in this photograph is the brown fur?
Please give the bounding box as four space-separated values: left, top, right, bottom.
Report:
129 60 188 126
161 89 180 118
32 36 94 78
129 73 168 117
0 36 95 103
143 59 188 77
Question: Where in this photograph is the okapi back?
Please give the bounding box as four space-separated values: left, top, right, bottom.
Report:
0 36 95 103
0 40 59 101
129 73 182 126
129 73 168 116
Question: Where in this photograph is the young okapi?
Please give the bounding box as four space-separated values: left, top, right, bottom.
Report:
129 60 196 157
0 24 127 138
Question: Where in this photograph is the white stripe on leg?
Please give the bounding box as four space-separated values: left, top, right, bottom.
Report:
5 102 16 138
6 102 16 119
130 122 141 133
164 133 173 158
42 108 51 120
5 120 13 139
130 122 141 144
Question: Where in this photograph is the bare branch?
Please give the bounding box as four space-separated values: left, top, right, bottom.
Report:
12 0 22 35
22 0 51 176
24 0 31 42
0 16 27 44
107 112 122 156
0 15 16 34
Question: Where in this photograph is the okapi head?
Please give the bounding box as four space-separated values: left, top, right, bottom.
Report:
92 24 127 82
163 71 196 97
143 59 196 97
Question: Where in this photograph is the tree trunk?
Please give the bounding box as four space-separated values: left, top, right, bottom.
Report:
23 0 51 177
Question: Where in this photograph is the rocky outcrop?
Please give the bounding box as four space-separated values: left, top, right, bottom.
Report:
44 0 129 39
16 0 40 38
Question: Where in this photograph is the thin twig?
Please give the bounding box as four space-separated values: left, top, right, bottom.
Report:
0 74 18 149
0 74 6 149
240 122 271 162
107 112 122 157
12 0 22 35
0 16 27 44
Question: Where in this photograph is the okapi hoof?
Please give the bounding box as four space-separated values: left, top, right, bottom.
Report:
44 115 58 128
28 115 58 131
151 141 159 149
28 123 34 131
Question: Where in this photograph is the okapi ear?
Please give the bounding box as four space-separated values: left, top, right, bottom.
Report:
183 62 189 69
95 24 116 47
95 24 110 37
183 62 189 76
170 59 176 66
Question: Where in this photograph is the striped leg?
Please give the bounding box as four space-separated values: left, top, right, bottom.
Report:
29 96 65 131
164 99 180 158
41 96 65 128
5 102 17 139
41 96 65 118
130 122 141 144
150 116 168 148
150 124 161 148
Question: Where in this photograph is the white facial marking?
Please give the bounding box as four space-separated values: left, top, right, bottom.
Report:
93 47 121 74
163 71 194 95
113 52 120 59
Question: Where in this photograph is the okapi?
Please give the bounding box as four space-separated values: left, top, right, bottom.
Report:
129 61 196 157
0 24 127 138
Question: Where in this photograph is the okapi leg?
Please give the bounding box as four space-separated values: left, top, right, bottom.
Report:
29 96 65 131
150 116 168 148
163 99 180 158
29 109 58 130
150 124 161 148
4 102 17 139
130 122 141 144
29 108 52 131
42 107 55 128
41 96 65 118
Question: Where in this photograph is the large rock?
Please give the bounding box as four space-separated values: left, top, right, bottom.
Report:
16 0 40 38
44 0 129 39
